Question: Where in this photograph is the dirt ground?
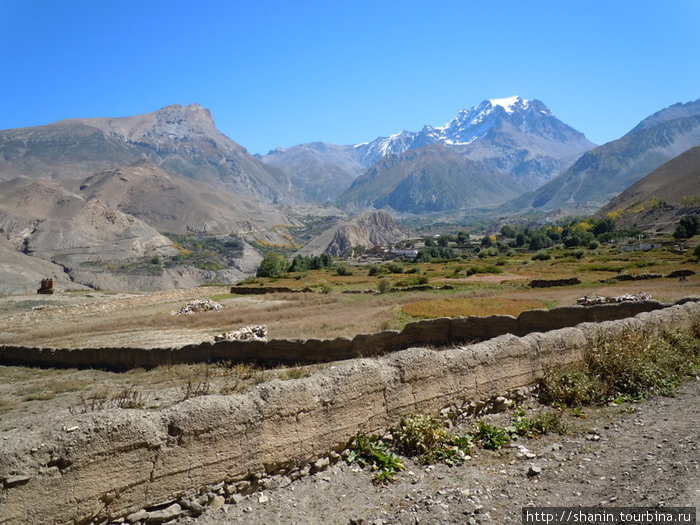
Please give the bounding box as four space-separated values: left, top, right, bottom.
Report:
187 380 700 525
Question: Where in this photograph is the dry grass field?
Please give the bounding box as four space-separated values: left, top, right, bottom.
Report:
0 243 697 427
1 244 698 348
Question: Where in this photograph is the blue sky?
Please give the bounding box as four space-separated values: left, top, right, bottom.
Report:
1 0 699 154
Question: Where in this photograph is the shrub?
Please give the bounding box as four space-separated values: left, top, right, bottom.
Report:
673 214 699 239
416 246 456 262
396 275 429 287
588 240 600 250
532 251 551 261
466 265 503 276
256 253 288 278
368 264 387 277
539 329 700 406
387 261 404 274
377 279 392 294
563 235 581 248
347 434 405 484
394 414 472 466
335 263 353 276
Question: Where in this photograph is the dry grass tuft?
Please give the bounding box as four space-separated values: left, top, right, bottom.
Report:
402 297 547 318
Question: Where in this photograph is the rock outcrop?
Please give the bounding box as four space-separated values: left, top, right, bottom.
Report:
297 210 411 257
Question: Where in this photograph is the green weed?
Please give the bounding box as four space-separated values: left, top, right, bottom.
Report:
394 414 472 466
347 434 405 484
474 420 509 450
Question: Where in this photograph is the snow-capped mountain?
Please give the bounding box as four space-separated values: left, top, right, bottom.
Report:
262 96 595 205
352 96 594 189
334 97 596 213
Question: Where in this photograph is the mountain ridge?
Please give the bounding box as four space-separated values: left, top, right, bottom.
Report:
0 104 300 205
506 98 700 213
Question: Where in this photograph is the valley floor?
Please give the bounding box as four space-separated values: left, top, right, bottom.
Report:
0 276 698 349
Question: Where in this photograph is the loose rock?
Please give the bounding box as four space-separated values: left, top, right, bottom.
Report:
174 299 223 316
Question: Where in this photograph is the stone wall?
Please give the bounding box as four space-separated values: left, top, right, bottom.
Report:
0 301 699 524
0 299 684 371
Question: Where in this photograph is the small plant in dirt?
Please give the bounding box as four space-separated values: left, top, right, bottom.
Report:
394 414 473 466
539 370 606 407
279 366 308 380
347 434 405 484
181 368 212 400
111 386 146 409
474 420 509 450
506 409 567 437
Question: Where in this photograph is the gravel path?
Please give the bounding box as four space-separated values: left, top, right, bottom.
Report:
186 380 699 525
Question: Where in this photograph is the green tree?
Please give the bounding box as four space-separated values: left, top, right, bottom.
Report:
500 225 516 238
528 234 545 251
592 217 615 236
256 253 288 278
456 231 469 246
673 214 699 239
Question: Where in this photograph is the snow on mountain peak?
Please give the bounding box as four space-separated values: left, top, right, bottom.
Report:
488 96 527 113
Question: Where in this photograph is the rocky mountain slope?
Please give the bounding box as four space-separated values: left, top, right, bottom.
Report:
595 145 700 233
0 172 271 292
296 210 411 257
0 104 299 204
336 144 521 213
509 98 700 213
261 142 366 202
0 106 306 293
75 160 294 236
0 236 89 295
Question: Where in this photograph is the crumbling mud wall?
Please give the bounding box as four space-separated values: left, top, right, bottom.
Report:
1 301 699 524
0 299 685 370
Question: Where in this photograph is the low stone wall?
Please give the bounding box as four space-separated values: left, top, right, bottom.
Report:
529 277 581 288
0 300 685 371
1 301 698 524
229 286 314 294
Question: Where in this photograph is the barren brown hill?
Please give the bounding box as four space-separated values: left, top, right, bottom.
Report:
596 145 700 232
75 160 297 236
0 177 176 262
0 236 90 294
0 175 273 292
0 104 299 204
